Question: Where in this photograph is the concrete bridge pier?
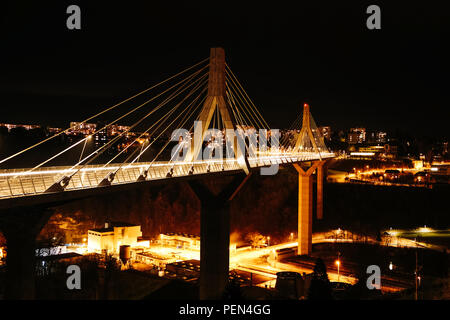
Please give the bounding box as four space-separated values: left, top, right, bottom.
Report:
0 208 53 299
188 173 251 300
316 162 325 220
293 161 325 256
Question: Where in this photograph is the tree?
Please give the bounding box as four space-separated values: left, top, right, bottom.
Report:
245 232 265 248
307 258 333 300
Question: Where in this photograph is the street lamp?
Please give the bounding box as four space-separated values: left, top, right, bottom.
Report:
335 259 341 282
290 233 294 241
267 236 270 246
389 261 393 270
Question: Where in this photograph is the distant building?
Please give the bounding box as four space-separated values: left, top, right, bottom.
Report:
347 128 366 144
87 222 146 254
358 145 385 154
270 247 296 261
0 123 41 132
69 122 97 135
47 127 63 134
135 251 176 268
158 233 201 250
347 133 359 144
413 160 424 170
318 126 331 141
108 124 131 136
94 123 108 147
157 232 236 253
367 131 387 143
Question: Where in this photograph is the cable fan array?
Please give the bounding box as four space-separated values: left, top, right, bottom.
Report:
0 56 332 199
279 107 330 157
0 57 267 197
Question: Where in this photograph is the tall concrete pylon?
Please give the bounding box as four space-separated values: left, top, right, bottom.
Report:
186 48 254 300
293 103 326 256
186 47 247 174
294 103 321 158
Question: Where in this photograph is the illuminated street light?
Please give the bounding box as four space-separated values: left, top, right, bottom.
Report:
335 259 341 282
389 261 393 270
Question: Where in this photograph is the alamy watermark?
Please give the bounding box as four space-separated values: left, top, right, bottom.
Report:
366 265 381 290
366 5 381 30
66 5 81 30
66 265 81 290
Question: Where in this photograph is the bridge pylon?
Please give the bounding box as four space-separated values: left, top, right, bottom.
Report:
293 103 327 256
185 47 249 174
294 103 327 159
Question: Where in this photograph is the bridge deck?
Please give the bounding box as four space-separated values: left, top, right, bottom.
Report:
0 152 334 200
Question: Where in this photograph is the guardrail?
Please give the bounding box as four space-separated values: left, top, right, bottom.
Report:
0 152 334 199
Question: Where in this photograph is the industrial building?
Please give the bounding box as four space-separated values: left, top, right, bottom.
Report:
87 222 148 254
158 233 201 250
135 251 177 268
158 232 237 253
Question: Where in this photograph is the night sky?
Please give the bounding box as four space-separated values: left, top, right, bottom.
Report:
1 1 449 138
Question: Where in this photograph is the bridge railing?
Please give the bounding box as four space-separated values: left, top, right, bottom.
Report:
0 152 334 199
0 160 241 199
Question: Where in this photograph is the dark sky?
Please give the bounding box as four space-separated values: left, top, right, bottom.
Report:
1 1 449 138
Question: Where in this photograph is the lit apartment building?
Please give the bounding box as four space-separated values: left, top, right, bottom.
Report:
347 128 366 144
367 131 387 143
69 122 97 135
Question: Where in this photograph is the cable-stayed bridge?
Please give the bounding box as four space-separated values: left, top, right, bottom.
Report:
0 48 334 300
0 48 333 204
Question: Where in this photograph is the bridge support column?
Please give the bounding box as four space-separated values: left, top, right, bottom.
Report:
188 173 251 300
293 161 324 255
0 208 53 299
317 162 324 220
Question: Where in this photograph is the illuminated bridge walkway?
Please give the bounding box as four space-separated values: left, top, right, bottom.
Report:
0 152 333 199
